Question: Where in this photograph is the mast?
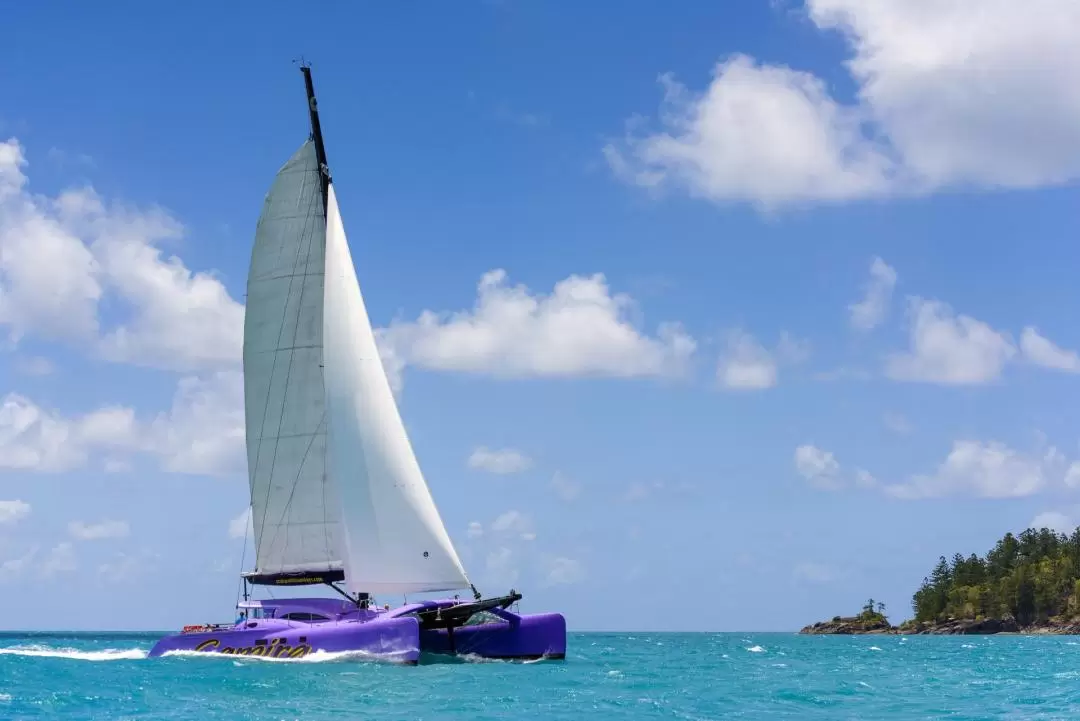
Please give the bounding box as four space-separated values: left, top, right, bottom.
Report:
300 62 331 211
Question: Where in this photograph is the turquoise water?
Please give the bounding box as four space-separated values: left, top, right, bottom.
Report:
3 632 1080 719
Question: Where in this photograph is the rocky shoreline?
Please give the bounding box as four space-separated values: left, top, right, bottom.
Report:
800 615 1080 635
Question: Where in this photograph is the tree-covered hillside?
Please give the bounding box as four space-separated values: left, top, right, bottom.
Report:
911 527 1080 626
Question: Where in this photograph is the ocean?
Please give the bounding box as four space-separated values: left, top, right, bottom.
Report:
2 631 1079 719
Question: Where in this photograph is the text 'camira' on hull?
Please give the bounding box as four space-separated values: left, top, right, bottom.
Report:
149 63 566 664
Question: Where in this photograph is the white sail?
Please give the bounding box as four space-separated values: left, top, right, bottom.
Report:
242 140 342 576
322 184 471 595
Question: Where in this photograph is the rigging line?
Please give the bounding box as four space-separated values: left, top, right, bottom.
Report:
234 506 251 606
254 153 325 563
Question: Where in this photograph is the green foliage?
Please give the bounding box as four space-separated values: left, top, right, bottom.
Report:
856 597 888 625
912 527 1080 625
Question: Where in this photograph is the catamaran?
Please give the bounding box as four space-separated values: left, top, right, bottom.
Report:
148 64 566 663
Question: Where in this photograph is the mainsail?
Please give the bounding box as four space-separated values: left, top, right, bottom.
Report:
243 140 340 577
241 67 471 595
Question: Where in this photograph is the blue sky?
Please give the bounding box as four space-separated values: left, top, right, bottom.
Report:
1 0 1079 632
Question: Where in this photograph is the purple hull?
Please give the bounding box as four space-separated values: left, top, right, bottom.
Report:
149 597 565 664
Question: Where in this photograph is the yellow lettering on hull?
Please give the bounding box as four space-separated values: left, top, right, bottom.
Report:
193 638 312 658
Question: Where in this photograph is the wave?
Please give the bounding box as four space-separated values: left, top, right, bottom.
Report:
0 644 147 661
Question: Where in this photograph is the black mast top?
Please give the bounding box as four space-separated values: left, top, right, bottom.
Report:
299 62 331 211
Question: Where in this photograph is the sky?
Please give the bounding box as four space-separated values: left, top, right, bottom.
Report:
1 0 1079 632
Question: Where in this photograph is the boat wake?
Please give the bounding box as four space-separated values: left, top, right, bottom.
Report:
0 645 148 661
161 648 416 664
0 643 413 664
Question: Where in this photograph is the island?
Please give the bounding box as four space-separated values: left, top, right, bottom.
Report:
800 527 1080 635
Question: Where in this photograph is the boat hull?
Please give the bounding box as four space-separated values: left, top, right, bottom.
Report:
149 599 567 664
419 611 566 660
147 616 422 664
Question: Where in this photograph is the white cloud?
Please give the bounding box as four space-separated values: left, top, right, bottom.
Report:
228 507 252 540
145 371 245 476
0 546 36 581
467 447 532 475
1065 462 1080 489
68 520 129 541
466 521 484 539
1020 327 1080 373
794 444 842 490
543 556 585 587
1030 510 1075 534
716 330 777 390
491 510 535 541
608 1 1080 206
849 257 897 331
0 138 243 371
886 440 1063 499
605 56 892 208
810 0 1080 189
40 542 76 577
1 371 244 476
377 269 694 383
551 471 580 502
886 298 1016 385
0 393 136 471
0 500 30 525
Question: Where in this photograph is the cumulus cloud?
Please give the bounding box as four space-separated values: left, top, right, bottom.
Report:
801 437 1077 501
0 500 31 525
794 444 842 490
0 138 244 370
0 394 136 472
605 56 892 208
607 0 1080 207
1019 327 1080 373
145 371 245 476
849 257 897 331
491 510 535 541
467 447 532 475
886 441 1066 500
886 298 1016 385
1 372 244 476
715 330 808 390
377 269 695 384
1030 510 1076 534
40 542 76 577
